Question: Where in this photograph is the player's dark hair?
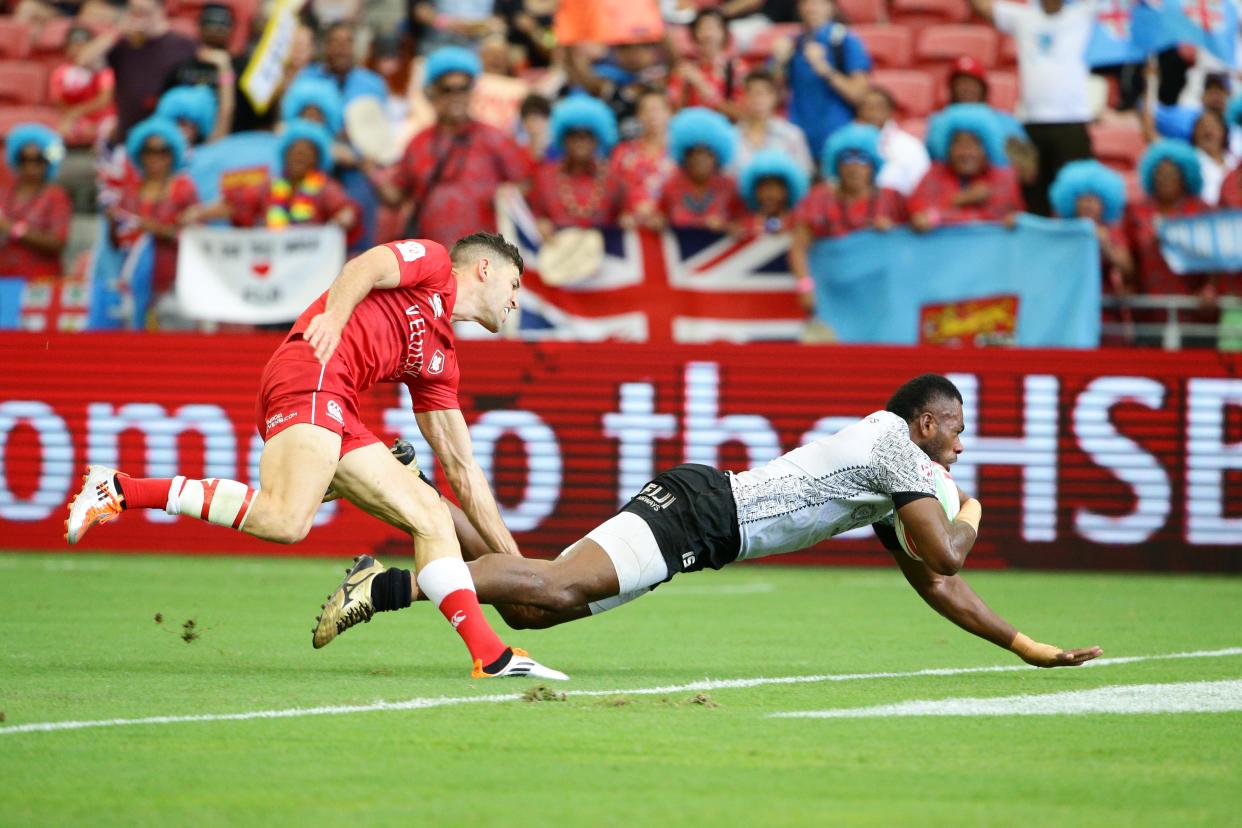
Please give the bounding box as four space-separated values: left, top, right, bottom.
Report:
450 232 524 276
886 374 963 422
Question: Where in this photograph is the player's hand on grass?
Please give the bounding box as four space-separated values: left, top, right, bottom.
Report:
304 311 344 364
1020 642 1103 668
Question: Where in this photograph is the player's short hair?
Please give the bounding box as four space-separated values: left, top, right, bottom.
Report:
450 232 524 276
886 374 963 422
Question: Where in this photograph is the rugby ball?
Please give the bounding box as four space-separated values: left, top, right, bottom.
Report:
893 463 960 561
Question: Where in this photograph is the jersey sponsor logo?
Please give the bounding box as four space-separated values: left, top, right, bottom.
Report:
264 410 298 433
397 303 427 378
636 482 676 510
681 550 697 568
395 240 426 262
450 610 467 629
326 400 345 426
427 349 446 375
430 293 444 318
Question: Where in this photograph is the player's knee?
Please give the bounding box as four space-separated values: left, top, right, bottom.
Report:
268 510 315 544
407 497 455 541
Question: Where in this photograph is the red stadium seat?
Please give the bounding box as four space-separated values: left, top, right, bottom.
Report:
871 69 937 117
853 25 913 68
0 60 48 105
1089 121 1146 171
986 69 1019 111
0 17 31 58
891 0 970 24
916 25 999 67
0 105 59 136
1122 169 1143 202
742 22 801 60
31 16 72 54
837 0 886 24
899 117 928 140
999 33 1018 65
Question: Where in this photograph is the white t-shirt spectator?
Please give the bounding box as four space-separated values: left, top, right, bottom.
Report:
875 120 930 196
993 0 1093 124
1197 147 1238 206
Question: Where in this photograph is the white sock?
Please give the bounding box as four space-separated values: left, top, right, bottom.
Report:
415 557 475 607
166 477 256 530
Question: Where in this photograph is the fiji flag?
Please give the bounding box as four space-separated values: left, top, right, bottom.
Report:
1086 0 1149 66
1131 0 1239 66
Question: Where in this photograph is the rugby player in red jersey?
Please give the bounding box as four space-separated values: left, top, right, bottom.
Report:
65 232 566 681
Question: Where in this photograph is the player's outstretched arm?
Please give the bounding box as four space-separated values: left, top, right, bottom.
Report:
887 544 1103 668
303 245 403 364
417 408 522 557
893 496 982 576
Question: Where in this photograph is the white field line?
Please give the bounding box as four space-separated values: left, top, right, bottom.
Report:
1 646 1240 737
772 679 1242 718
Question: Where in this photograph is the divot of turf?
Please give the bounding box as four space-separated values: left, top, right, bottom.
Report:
522 685 567 703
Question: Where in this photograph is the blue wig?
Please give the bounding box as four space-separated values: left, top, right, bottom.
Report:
1227 94 1242 127
4 123 64 181
156 85 217 142
126 116 189 172
926 103 1008 167
277 118 335 173
740 149 810 210
821 123 882 180
1138 138 1203 198
425 45 481 87
280 77 344 135
1049 160 1126 223
549 95 619 157
669 107 737 167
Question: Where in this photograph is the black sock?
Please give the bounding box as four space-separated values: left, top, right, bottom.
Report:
482 648 513 675
370 568 413 612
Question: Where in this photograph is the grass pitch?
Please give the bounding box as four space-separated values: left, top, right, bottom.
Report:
2 551 1241 827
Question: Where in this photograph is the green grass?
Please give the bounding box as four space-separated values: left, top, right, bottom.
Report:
2 552 1241 827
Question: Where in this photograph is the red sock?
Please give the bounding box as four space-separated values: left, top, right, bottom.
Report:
436 589 507 667
119 476 173 509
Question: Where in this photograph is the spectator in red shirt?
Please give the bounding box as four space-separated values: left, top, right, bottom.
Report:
1049 159 1135 342
736 148 810 236
371 46 531 247
155 85 218 149
52 26 117 145
0 125 72 279
657 107 744 232
612 86 676 229
790 123 906 312
110 116 199 319
668 8 743 119
529 96 626 235
910 103 1024 231
1124 140 1217 335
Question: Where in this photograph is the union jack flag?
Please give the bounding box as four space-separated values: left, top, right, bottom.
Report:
492 188 806 343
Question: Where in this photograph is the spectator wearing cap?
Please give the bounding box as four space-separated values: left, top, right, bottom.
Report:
854 86 929 197
736 149 810 236
789 123 905 315
297 22 389 105
910 104 1024 231
529 97 626 236
52 25 117 144
156 85 218 149
372 46 530 246
1049 160 1134 333
970 0 1093 216
669 8 744 118
1124 140 1217 331
110 116 200 317
0 126 71 279
76 0 199 138
656 107 745 231
733 69 814 180
163 3 237 136
612 86 677 230
192 119 360 242
1189 110 1237 207
945 56 1039 196
771 0 872 168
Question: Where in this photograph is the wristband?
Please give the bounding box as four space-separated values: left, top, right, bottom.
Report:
955 498 981 533
1009 632 1059 662
219 71 236 85
11 220 28 240
796 276 814 294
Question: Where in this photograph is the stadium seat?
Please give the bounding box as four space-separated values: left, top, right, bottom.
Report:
31 17 72 55
837 0 886 24
916 25 999 67
986 70 1019 111
1122 169 1143 202
853 25 913 68
0 105 59 136
1089 121 1146 171
668 24 692 56
871 69 936 117
0 60 48 105
899 117 928 140
999 33 1018 65
0 17 31 58
891 0 971 24
742 23 801 60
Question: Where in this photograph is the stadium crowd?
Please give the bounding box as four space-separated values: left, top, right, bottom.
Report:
0 0 1238 344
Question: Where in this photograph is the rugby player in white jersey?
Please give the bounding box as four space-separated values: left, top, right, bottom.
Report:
314 374 1101 669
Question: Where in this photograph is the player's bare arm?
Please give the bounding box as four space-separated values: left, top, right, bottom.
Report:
893 495 982 576
417 407 522 556
888 541 1102 668
303 244 403 364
